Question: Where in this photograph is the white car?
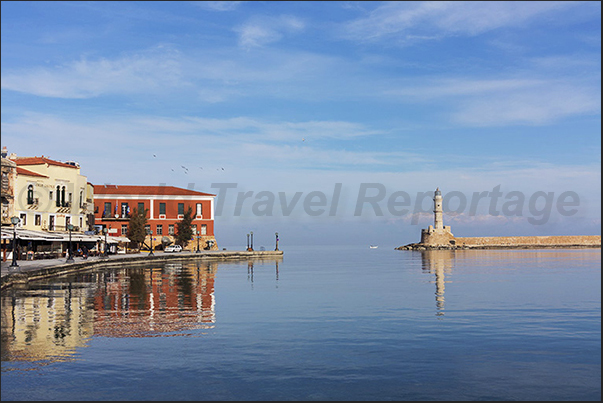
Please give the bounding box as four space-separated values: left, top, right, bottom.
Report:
164 244 183 253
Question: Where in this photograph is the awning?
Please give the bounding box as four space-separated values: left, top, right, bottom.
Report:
0 227 129 243
1 228 65 241
107 235 130 243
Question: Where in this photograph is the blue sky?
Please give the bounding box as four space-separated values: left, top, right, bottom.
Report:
1 1 600 247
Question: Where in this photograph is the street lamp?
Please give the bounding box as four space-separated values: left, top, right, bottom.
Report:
196 235 201 253
9 216 19 271
66 223 74 263
147 228 154 256
275 232 279 251
250 231 254 251
102 227 109 258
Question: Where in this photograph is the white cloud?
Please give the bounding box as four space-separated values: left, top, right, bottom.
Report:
384 76 600 126
341 1 585 43
235 15 305 48
1 47 184 98
453 85 601 126
1 45 338 101
192 1 243 12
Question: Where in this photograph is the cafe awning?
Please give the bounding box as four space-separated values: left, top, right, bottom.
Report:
1 227 129 243
1 228 65 241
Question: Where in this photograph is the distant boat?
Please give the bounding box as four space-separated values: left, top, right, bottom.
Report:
369 245 378 249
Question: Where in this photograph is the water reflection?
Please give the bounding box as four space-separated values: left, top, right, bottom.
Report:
92 261 217 338
421 250 454 317
2 257 284 367
1 283 95 366
419 248 601 317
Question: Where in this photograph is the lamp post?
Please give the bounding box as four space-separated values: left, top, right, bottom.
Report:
246 233 250 251
66 223 74 263
9 216 19 271
275 232 279 251
147 228 154 256
250 231 254 251
102 227 108 258
196 235 201 253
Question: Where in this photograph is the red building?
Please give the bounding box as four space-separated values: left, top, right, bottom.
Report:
93 185 217 251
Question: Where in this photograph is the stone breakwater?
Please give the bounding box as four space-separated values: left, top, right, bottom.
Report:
1 250 283 290
397 235 601 250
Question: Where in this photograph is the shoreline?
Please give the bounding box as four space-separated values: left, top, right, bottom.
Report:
396 243 601 251
1 250 283 290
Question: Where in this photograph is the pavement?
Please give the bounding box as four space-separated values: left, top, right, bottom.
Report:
2 251 196 278
1 249 283 279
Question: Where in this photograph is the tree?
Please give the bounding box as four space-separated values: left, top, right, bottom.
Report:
175 206 194 248
128 208 148 250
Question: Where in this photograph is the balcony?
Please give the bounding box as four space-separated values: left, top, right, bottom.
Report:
101 213 131 221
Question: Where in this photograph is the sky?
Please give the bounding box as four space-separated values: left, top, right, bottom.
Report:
1 1 601 247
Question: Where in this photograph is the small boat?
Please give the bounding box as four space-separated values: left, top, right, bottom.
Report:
369 245 378 249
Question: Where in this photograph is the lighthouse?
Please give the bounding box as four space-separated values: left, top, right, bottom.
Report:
434 187 443 230
420 188 454 246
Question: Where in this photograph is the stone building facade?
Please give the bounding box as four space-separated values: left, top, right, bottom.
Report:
10 154 92 233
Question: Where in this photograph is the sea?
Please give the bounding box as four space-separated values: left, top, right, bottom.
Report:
1 245 601 401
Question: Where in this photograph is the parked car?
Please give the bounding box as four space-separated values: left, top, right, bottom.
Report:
164 244 183 253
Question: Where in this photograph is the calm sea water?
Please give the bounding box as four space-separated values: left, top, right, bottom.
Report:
1 246 601 401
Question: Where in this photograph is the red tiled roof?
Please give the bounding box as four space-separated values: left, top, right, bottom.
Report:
93 184 215 197
14 156 77 169
16 167 49 178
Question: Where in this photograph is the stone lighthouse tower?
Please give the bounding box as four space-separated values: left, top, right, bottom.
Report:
420 188 454 246
434 187 443 230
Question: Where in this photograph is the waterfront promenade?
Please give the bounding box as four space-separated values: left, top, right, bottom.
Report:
1 249 283 289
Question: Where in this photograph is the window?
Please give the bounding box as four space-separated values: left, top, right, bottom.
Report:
61 186 66 207
192 224 198 235
80 217 83 229
27 184 34 204
178 203 184 215
79 190 84 207
19 213 26 225
156 225 163 235
196 203 202 216
201 224 207 235
168 224 175 235
144 224 151 234
35 214 41 226
49 190 53 201
56 186 61 207
66 216 70 227
121 225 128 235
104 202 112 217
138 202 145 214
49 215 55 231
159 203 166 215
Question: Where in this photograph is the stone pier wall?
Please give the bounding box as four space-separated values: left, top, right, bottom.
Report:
455 235 600 248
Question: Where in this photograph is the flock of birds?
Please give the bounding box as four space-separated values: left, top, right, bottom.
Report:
153 154 225 174
153 138 305 174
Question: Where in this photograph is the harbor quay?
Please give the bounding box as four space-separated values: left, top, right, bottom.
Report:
1 249 283 290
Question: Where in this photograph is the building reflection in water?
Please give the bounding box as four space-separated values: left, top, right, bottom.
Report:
1 283 95 365
1 261 218 366
2 257 283 366
421 250 455 317
92 261 217 338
